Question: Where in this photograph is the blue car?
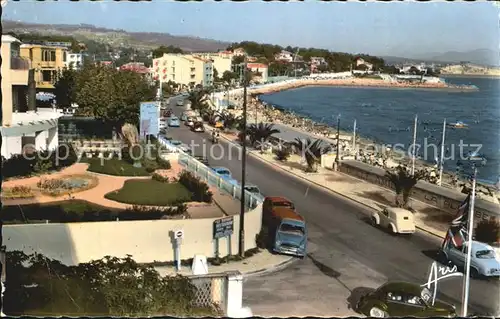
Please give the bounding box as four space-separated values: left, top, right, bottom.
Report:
168 116 180 127
211 167 232 178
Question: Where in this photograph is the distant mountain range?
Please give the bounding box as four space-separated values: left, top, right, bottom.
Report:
383 49 499 67
2 20 230 52
3 20 498 67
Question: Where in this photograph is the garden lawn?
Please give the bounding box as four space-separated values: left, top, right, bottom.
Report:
84 158 150 176
104 179 192 206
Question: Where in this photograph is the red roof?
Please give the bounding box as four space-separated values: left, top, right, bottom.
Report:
247 63 268 69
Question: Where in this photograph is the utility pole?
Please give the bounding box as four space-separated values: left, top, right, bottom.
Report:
335 114 341 171
238 55 248 258
461 165 477 317
352 119 357 155
411 114 418 175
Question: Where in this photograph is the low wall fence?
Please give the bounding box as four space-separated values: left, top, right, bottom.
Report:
339 160 500 222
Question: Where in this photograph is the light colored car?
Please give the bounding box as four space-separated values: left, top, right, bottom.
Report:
371 207 415 234
185 116 196 127
168 116 180 127
170 140 191 154
176 99 184 106
211 166 232 178
441 240 500 278
159 119 167 130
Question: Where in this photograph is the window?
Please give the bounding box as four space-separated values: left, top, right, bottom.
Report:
279 223 304 235
404 294 424 306
63 51 67 62
386 292 403 302
382 209 389 217
476 250 495 259
273 201 294 209
41 70 52 82
42 50 56 62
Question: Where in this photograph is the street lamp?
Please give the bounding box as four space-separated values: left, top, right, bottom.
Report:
238 55 248 258
335 114 341 170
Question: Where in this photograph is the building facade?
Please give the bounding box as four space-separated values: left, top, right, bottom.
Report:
20 43 68 89
247 63 269 83
152 53 213 88
1 35 61 159
64 52 84 70
195 52 233 77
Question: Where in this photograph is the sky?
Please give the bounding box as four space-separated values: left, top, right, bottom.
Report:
3 0 499 58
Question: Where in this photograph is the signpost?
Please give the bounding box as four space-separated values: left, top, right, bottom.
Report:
139 101 160 140
213 217 234 262
174 229 184 272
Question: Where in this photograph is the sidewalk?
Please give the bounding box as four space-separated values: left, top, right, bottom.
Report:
207 126 452 240
154 249 293 278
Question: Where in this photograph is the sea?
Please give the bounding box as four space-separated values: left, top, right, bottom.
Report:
258 77 500 184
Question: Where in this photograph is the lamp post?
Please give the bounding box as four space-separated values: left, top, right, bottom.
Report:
335 114 341 170
352 119 357 156
437 118 446 186
238 55 248 258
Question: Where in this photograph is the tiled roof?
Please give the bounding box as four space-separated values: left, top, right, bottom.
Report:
247 63 268 69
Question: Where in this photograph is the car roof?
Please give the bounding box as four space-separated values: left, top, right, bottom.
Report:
266 196 292 203
377 281 422 295
384 207 412 215
245 184 259 188
272 207 304 221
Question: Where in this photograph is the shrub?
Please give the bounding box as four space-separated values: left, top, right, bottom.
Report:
274 148 291 161
2 186 34 199
37 178 66 190
157 157 171 169
143 158 159 173
256 227 271 249
475 218 500 244
4 252 215 317
152 173 169 183
178 171 213 203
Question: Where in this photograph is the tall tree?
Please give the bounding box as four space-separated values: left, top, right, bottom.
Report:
385 166 425 208
292 138 331 172
54 68 77 108
152 45 183 58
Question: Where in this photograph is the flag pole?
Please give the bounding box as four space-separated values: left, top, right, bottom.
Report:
438 118 446 186
411 114 418 175
461 166 477 317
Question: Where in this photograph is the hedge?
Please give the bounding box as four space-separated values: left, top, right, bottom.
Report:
178 171 213 203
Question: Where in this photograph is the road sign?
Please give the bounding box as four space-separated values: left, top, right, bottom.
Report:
174 229 184 240
213 216 234 239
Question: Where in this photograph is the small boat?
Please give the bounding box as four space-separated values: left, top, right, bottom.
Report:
466 151 487 163
447 121 469 129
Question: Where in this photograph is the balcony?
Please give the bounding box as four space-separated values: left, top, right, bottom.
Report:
9 57 30 85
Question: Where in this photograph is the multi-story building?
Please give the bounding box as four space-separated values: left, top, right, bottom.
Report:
64 52 84 70
1 35 61 159
274 50 294 62
247 63 269 83
152 54 213 88
20 43 68 89
195 51 233 76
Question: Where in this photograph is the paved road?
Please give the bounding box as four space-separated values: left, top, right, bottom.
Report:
166 99 499 316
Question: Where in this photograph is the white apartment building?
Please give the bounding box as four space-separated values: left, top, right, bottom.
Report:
64 52 84 70
152 53 214 88
1 35 61 159
274 50 294 62
195 51 233 77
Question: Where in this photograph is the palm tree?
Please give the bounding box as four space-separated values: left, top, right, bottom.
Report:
245 123 280 148
292 138 331 172
385 165 425 208
219 112 239 130
187 88 210 114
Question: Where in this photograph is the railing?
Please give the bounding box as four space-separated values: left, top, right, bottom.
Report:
179 153 261 210
190 273 227 312
10 57 30 70
158 135 262 209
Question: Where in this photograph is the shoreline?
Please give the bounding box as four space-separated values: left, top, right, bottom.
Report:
247 78 479 96
223 93 499 200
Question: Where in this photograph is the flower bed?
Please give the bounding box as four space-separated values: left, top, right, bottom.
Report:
37 174 99 196
1 185 35 199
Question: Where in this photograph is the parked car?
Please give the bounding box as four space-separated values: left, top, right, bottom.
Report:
356 281 456 318
180 112 189 121
176 99 184 106
263 196 295 214
168 116 180 127
244 184 261 195
440 240 500 278
185 116 196 127
262 197 306 258
170 140 191 154
159 119 167 130
192 121 205 132
211 167 232 178
371 207 415 235
194 155 209 166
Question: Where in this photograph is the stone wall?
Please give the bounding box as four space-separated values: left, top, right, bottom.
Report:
339 160 500 222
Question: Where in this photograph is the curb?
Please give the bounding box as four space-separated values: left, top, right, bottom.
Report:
208 126 446 241
243 255 297 278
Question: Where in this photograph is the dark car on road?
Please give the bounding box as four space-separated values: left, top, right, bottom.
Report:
356 281 456 318
194 155 209 166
